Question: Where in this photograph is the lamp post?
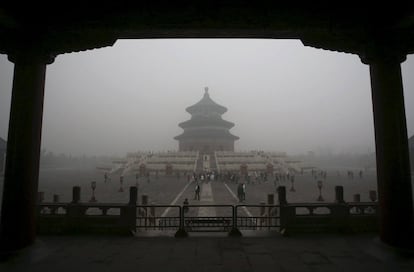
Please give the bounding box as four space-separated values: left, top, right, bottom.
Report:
317 180 324 201
119 175 124 192
90 181 97 202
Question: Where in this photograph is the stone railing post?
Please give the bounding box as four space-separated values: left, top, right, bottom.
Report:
353 194 360 202
278 186 293 235
72 186 81 204
120 187 138 235
67 186 84 218
53 194 60 203
51 194 60 215
129 186 137 205
335 186 344 203
332 186 349 232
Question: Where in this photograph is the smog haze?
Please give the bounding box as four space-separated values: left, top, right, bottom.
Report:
1 39 414 157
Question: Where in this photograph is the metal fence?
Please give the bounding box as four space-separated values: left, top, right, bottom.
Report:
134 204 281 232
236 205 280 230
135 205 181 230
37 202 377 235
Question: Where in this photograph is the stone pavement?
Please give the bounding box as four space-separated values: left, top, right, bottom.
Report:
1 233 413 272
198 182 216 217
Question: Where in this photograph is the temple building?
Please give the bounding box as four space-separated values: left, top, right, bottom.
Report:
174 87 239 153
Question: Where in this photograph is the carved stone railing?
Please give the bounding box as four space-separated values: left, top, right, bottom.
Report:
37 186 138 235
277 186 378 235
37 185 378 236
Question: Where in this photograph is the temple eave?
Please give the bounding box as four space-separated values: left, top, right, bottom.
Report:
186 106 227 115
178 120 235 129
174 133 239 141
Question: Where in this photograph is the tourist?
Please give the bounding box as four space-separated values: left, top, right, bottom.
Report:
194 183 200 200
242 183 246 201
237 183 244 202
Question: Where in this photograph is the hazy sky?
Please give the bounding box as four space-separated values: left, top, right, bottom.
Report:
0 39 413 157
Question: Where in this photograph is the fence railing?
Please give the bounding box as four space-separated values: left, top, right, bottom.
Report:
135 205 181 230
235 204 280 230
37 185 379 236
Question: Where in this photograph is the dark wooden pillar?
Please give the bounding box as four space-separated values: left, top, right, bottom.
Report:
0 52 53 251
362 51 414 248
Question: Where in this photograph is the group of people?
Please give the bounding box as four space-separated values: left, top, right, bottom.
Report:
345 170 364 179
187 171 218 183
309 169 328 180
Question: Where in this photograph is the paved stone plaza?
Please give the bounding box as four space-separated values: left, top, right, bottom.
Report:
1 169 413 271
1 233 413 272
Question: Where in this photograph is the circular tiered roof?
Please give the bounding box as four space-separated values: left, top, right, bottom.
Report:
178 115 235 129
174 129 239 140
174 87 239 146
185 87 227 115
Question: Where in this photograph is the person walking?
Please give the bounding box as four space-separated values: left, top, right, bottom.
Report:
237 183 244 202
242 182 246 201
194 183 201 200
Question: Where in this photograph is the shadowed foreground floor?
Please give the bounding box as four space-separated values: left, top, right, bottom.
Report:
1 233 413 272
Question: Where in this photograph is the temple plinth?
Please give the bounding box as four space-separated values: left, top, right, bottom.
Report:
174 87 239 153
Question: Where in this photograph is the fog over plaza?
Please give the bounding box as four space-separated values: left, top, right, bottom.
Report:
0 39 414 157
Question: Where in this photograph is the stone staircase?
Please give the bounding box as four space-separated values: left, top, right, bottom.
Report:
195 154 204 172
195 152 217 172
209 152 217 171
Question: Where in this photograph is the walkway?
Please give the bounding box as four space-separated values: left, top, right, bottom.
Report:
224 182 253 217
1 234 413 271
197 182 216 217
160 179 193 218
